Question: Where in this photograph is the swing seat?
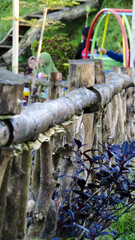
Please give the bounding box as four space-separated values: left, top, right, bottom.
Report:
88 54 122 73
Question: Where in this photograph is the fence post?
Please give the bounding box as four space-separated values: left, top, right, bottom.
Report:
68 60 95 178
68 60 95 91
0 69 24 239
111 66 132 77
48 72 62 100
68 60 105 151
0 70 24 115
30 141 54 238
0 147 13 238
17 145 33 239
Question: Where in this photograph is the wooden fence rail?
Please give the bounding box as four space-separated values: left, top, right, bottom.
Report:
0 61 135 240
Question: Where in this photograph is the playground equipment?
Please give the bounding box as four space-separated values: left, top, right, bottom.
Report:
84 8 132 71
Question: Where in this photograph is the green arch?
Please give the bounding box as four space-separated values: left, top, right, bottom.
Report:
91 12 131 57
91 14 107 56
122 14 131 48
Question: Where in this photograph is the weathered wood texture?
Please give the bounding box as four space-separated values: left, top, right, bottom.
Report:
2 153 24 240
80 59 106 84
0 68 49 86
0 147 13 190
32 149 40 201
31 142 54 238
0 62 135 240
48 72 62 99
17 145 32 239
2 0 99 64
0 121 10 147
0 69 24 114
0 148 13 238
0 72 133 146
111 66 132 77
68 60 95 90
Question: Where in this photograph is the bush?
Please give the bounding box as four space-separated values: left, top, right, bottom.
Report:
31 34 77 80
53 140 135 240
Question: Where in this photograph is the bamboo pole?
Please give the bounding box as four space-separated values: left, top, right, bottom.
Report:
12 0 19 74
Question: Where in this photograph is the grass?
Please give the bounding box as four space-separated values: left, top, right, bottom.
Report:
99 205 135 240
110 209 135 240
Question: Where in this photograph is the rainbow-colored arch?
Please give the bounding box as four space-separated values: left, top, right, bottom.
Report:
84 8 132 67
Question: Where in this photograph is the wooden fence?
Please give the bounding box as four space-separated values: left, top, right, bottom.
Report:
0 60 134 240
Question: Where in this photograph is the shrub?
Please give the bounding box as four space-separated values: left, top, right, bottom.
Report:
53 140 135 240
31 34 77 80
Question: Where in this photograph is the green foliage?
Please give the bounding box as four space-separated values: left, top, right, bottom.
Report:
116 234 135 240
0 0 37 41
106 209 135 240
101 0 132 8
0 0 12 13
20 0 79 10
0 0 12 41
31 33 77 79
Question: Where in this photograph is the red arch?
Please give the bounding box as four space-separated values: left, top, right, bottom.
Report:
85 8 129 67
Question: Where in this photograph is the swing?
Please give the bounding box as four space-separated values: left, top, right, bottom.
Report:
84 8 131 72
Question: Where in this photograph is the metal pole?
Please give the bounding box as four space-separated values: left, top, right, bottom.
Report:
12 0 19 74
